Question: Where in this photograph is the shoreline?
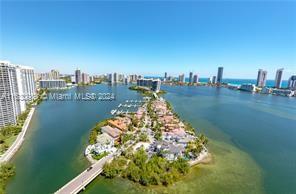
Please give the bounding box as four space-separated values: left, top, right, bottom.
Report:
0 107 35 163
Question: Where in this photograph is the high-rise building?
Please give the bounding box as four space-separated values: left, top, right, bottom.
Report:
288 75 296 90
51 69 60 79
189 72 193 83
82 73 90 84
217 67 223 83
0 61 36 128
164 72 167 80
89 76 94 83
129 74 137 82
41 72 52 80
118 74 124 82
113 73 118 83
256 69 267 87
39 80 66 89
0 61 20 128
208 77 212 84
275 68 284 88
70 75 75 83
108 73 114 84
152 79 161 92
137 78 161 92
15 65 36 112
212 76 217 84
179 74 185 83
193 74 199 83
124 76 130 85
75 69 82 84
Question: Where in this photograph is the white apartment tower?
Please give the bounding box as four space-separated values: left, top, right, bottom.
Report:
0 61 36 128
274 68 284 89
256 69 268 87
16 65 36 112
0 61 20 127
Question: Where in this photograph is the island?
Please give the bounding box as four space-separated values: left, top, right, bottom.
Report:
85 88 209 187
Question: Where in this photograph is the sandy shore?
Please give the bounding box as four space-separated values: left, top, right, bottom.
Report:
189 150 212 166
0 107 35 163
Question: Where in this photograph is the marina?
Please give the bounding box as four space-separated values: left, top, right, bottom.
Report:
111 99 145 115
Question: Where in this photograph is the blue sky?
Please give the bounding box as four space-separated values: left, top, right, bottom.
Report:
1 1 295 79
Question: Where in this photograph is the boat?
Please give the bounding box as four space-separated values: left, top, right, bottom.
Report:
111 109 117 115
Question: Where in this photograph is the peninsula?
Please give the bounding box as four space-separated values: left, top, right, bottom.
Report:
85 88 209 187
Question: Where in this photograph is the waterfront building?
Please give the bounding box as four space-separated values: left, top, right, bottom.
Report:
0 61 36 128
113 72 118 83
274 68 284 88
34 73 41 81
137 78 161 92
288 75 296 90
208 77 212 84
256 69 267 87
82 73 90 84
189 72 193 83
75 69 82 84
101 125 121 139
124 76 130 85
118 74 124 82
40 72 52 80
217 67 223 83
164 72 167 81
261 87 272 94
96 133 114 145
179 74 185 83
152 79 161 92
70 75 75 83
239 84 256 92
39 79 66 89
193 74 199 83
108 73 114 84
272 89 295 97
167 76 174 81
212 76 217 84
89 76 94 83
0 61 20 128
51 69 60 79
129 74 138 82
15 65 36 112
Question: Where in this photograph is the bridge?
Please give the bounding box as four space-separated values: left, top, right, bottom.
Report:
55 154 113 194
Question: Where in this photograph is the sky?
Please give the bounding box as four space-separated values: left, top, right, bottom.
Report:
1 1 296 79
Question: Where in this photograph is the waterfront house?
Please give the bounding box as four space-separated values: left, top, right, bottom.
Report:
108 117 130 131
101 125 121 139
96 133 114 146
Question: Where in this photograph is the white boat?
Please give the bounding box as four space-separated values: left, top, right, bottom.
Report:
111 109 117 115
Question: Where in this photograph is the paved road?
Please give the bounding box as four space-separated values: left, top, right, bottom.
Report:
55 154 113 194
0 107 35 163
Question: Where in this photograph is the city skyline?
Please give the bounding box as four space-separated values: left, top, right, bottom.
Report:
1 1 295 79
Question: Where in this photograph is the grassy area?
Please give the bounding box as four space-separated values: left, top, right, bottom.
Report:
91 151 109 160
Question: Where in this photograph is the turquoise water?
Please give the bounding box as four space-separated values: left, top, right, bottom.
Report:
7 84 143 194
162 85 296 194
7 84 296 194
146 76 289 87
